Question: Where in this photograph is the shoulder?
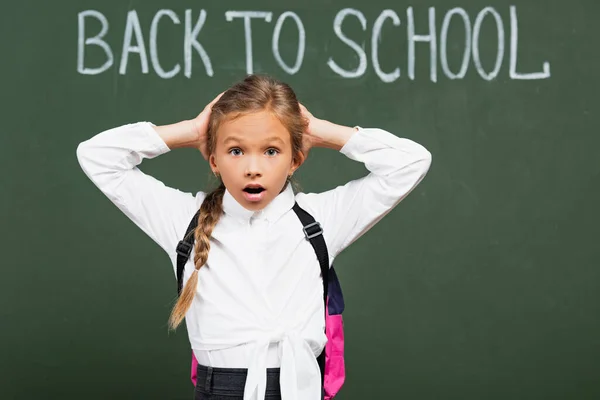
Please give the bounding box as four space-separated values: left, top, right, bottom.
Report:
194 190 207 209
173 190 206 233
294 181 356 214
293 188 340 226
294 190 319 217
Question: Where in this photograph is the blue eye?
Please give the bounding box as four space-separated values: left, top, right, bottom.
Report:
266 148 279 157
229 148 243 156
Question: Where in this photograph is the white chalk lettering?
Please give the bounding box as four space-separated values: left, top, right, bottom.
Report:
77 10 113 75
509 6 550 79
440 8 471 80
75 6 552 82
472 7 504 81
150 10 181 79
272 11 305 75
372 10 401 83
225 11 273 75
407 7 437 82
185 9 213 78
327 8 367 78
119 10 149 75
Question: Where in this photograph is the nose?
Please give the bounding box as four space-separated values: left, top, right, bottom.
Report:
244 156 263 178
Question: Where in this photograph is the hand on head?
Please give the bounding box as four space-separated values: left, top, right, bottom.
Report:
192 92 224 160
299 103 317 158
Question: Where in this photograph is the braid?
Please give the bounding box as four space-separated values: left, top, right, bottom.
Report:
168 183 226 330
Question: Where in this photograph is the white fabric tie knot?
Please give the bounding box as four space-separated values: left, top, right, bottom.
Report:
242 329 322 400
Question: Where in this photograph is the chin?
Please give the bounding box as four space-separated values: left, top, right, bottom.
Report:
242 202 265 211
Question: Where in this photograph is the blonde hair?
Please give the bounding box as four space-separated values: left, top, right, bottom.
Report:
168 74 307 330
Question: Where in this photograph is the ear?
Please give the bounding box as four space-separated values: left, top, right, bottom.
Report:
290 151 305 174
209 154 219 175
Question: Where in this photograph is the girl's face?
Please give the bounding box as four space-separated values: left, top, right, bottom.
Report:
209 110 304 211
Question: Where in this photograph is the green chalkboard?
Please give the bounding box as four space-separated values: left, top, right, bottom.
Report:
2 0 600 399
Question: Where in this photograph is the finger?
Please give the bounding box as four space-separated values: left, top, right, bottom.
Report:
300 105 313 121
205 91 225 110
199 147 209 160
212 91 224 104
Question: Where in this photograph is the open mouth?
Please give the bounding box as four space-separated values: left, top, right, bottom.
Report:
242 184 267 202
243 186 265 194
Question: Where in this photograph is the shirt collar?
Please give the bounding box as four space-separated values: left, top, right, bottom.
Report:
222 182 295 223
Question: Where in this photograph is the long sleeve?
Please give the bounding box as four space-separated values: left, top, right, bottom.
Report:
297 127 432 261
76 122 203 260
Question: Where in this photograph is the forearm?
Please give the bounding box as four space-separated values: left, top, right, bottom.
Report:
153 120 198 150
311 119 357 151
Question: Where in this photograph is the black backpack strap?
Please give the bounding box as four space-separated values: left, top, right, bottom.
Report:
292 203 330 302
176 209 201 296
292 202 330 389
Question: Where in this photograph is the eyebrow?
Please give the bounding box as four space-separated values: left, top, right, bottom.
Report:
222 136 243 145
262 136 286 146
222 136 286 146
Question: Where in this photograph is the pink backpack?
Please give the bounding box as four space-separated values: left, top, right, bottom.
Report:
176 202 346 398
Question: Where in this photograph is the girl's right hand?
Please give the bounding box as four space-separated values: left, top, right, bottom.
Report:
192 92 223 160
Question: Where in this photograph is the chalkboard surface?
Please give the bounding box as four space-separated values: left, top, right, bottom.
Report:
2 1 600 399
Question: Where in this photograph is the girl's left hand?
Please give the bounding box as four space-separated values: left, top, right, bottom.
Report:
299 103 357 156
299 104 319 156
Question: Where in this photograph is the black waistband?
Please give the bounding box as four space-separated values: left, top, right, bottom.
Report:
194 363 281 399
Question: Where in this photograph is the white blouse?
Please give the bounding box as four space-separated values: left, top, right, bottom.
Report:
76 122 431 399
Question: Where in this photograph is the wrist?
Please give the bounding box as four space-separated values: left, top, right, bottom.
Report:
155 120 198 150
189 118 201 138
314 120 357 151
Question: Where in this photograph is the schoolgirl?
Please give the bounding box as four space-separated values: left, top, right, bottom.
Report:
77 74 432 399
